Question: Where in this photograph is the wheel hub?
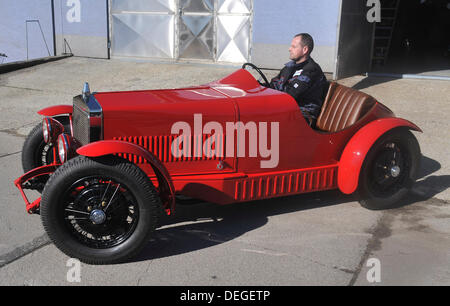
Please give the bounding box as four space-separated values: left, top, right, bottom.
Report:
390 165 401 178
90 209 106 224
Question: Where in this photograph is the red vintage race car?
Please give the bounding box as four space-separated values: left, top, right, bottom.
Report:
15 63 421 264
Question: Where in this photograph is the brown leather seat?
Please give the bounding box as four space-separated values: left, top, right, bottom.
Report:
316 82 376 132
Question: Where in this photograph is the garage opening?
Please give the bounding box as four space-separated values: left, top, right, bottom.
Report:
370 0 450 78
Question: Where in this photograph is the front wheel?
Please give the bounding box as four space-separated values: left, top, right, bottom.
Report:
40 155 162 264
358 128 421 210
21 116 70 191
22 115 70 172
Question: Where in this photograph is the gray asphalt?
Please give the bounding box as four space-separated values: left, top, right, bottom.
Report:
0 57 448 286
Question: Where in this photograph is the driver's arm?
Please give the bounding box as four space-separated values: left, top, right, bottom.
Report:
284 72 313 100
269 72 284 90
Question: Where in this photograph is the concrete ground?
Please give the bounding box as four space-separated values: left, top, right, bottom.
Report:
0 57 448 286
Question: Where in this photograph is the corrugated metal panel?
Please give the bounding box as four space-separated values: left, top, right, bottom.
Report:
218 0 252 14
110 0 252 63
111 0 176 12
111 13 175 58
178 14 214 59
217 15 251 63
180 0 214 13
111 0 176 59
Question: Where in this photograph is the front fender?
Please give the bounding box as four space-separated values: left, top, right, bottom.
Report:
76 140 176 214
38 105 73 116
338 118 422 195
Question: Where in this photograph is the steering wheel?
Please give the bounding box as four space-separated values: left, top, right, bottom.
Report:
242 63 270 87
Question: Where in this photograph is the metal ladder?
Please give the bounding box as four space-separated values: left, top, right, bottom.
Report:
370 0 401 67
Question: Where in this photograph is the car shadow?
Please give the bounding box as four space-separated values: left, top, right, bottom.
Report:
132 155 445 263
133 190 355 263
351 76 398 91
379 155 448 210
417 155 441 180
389 175 450 210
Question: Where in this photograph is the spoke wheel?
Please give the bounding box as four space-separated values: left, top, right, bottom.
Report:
41 155 161 264
368 141 409 197
358 128 421 210
35 141 55 167
62 177 139 249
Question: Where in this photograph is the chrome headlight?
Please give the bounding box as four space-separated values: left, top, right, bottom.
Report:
42 117 64 144
58 134 68 163
42 118 50 143
57 133 80 163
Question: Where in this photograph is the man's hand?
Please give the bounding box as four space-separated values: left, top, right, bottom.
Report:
258 80 270 88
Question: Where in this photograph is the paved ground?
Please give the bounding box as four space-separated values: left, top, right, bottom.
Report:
0 57 448 286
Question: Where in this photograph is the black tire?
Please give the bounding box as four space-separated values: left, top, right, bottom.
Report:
358 128 421 210
21 116 70 190
40 155 162 265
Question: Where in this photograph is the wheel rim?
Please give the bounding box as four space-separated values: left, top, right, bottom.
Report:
60 176 140 249
27 141 54 190
368 141 411 197
41 143 55 165
34 140 55 167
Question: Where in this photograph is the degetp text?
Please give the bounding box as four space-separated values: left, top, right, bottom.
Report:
180 290 271 303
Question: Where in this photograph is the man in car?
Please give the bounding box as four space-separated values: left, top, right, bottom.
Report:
269 33 328 126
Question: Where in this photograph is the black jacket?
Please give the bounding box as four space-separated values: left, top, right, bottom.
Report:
270 57 328 120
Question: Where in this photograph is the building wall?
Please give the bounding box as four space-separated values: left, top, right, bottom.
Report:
0 0 54 63
0 0 108 63
0 0 342 73
53 0 108 58
251 0 341 73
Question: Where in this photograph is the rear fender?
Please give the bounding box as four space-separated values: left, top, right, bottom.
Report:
338 118 422 194
77 140 176 214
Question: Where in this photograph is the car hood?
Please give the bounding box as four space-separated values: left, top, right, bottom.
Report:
94 68 261 113
94 86 237 139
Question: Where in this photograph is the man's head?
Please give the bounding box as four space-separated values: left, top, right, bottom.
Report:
289 33 314 63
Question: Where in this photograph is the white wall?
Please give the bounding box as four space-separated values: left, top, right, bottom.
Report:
251 0 341 73
53 0 108 58
0 0 108 63
1 0 343 71
0 0 54 63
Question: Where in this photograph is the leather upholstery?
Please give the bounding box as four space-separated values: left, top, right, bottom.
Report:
316 82 376 132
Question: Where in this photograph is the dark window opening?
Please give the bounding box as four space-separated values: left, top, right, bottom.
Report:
371 0 450 76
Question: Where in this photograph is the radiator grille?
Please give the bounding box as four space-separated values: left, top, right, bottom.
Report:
72 103 90 146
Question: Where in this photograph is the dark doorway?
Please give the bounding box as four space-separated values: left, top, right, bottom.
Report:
335 0 375 79
372 0 450 77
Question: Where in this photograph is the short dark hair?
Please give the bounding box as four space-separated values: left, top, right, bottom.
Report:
295 33 314 55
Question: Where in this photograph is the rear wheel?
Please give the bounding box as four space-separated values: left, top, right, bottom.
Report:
358 128 421 210
40 155 161 264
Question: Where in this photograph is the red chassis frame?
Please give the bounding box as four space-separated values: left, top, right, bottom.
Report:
15 69 421 214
